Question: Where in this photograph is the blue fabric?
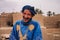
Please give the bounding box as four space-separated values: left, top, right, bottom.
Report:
21 5 36 16
9 20 42 40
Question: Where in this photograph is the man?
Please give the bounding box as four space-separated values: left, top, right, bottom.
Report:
9 5 42 40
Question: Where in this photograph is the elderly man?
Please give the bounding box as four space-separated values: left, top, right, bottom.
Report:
9 5 42 40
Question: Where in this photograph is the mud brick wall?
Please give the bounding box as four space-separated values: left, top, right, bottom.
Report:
44 14 60 28
12 13 22 24
0 13 13 27
46 28 60 40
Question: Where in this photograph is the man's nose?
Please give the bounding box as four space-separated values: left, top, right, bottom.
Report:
24 15 28 18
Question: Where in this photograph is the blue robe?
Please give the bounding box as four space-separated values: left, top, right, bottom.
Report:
9 20 42 40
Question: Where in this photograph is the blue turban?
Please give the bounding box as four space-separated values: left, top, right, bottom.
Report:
21 5 36 16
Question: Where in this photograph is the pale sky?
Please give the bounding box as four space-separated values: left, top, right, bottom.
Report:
0 0 60 15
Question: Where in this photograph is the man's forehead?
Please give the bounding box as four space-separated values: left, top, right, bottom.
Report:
24 9 30 12
23 9 31 14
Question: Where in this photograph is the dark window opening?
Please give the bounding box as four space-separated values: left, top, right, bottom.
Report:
7 21 13 26
56 21 60 28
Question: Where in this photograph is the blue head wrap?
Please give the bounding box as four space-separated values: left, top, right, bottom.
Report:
21 5 36 16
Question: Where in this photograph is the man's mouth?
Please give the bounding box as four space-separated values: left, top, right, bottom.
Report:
23 16 30 22
24 18 29 20
23 16 29 20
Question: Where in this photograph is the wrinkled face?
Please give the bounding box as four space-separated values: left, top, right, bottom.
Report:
22 9 33 23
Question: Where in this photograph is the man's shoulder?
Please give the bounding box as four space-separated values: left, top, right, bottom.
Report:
32 20 39 23
16 20 21 22
31 20 39 25
15 20 21 25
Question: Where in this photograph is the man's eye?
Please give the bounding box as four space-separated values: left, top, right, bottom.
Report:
24 13 26 14
28 14 30 16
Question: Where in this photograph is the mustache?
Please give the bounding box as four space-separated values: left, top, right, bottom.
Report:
23 16 29 20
